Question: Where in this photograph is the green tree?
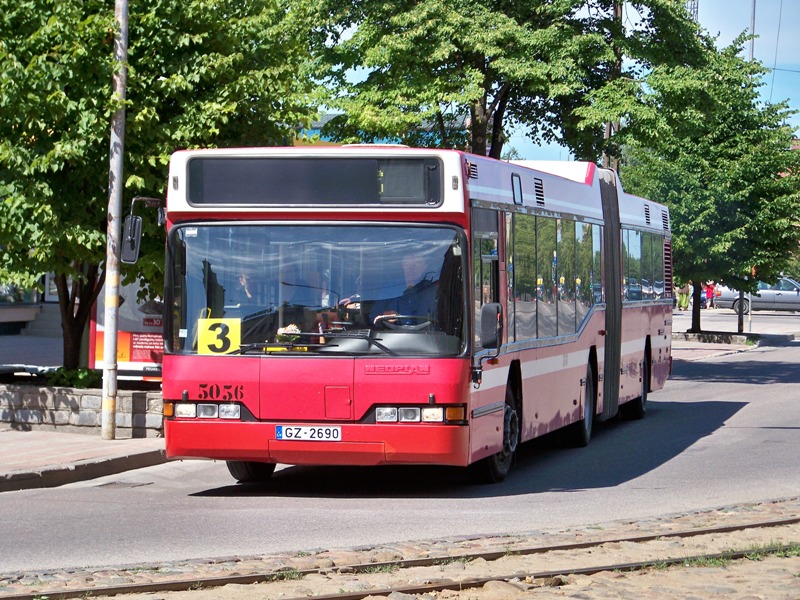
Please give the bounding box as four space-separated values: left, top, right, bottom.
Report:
302 0 704 160
0 0 313 369
613 38 800 331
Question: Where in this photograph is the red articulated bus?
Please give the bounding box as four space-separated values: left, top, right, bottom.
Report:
127 146 673 483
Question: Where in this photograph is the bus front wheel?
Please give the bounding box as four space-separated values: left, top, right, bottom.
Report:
226 460 276 483
469 386 519 484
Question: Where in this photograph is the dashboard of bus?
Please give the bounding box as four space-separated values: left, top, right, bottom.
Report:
165 223 468 357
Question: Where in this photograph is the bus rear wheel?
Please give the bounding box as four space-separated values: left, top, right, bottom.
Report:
226 460 276 483
621 353 649 420
469 386 519 484
566 363 595 447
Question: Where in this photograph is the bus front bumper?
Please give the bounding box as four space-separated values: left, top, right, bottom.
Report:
164 420 471 467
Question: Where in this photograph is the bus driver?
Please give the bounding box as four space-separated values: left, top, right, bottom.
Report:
372 254 439 327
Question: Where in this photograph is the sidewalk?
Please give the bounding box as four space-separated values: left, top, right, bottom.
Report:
0 335 165 492
0 428 165 492
0 320 791 494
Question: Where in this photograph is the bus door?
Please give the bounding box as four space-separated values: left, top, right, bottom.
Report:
471 208 501 331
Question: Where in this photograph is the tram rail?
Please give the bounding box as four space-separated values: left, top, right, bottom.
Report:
2 516 799 600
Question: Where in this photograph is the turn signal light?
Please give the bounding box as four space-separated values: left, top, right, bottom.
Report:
445 406 466 422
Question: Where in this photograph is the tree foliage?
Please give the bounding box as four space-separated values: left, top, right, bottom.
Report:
0 0 314 368
615 38 800 330
302 0 705 160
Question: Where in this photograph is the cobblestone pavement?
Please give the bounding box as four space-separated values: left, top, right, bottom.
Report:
2 326 799 598
1 496 799 599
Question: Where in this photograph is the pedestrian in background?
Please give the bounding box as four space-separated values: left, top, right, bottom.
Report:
705 281 716 309
677 280 691 311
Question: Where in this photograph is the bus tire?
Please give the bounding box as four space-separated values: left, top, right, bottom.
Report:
621 353 649 420
567 363 595 447
226 460 276 483
469 386 519 484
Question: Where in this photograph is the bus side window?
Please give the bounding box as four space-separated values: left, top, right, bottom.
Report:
472 207 500 349
480 244 499 304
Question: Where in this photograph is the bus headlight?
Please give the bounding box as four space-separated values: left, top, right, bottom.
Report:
373 405 464 424
421 407 444 422
398 407 421 422
218 404 241 419
197 404 218 419
376 407 398 422
174 403 197 418
171 402 241 419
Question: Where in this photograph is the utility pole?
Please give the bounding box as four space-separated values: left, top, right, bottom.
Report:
736 0 757 335
603 1 623 172
102 0 130 440
749 0 756 62
685 0 699 22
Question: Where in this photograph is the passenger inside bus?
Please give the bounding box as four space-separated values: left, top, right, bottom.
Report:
228 271 254 306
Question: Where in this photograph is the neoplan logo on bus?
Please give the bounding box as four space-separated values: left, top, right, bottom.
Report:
364 365 431 375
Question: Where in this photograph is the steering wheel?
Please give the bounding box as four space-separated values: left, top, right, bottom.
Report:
373 314 433 331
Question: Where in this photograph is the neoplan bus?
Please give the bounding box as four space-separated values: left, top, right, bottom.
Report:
123 146 673 484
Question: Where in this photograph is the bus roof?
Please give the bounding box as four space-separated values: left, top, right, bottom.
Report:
165 147 669 235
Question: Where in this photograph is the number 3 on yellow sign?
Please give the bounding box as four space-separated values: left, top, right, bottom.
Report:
197 318 242 355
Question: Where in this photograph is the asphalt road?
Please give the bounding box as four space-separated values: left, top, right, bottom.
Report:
2 327 799 574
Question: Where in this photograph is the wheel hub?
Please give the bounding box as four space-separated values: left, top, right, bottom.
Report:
503 404 520 455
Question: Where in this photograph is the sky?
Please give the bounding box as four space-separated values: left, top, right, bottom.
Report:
510 0 799 160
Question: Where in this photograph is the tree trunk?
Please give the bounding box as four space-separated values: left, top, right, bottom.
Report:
488 89 509 160
434 111 449 148
736 289 745 333
689 281 702 333
55 264 105 371
469 103 489 156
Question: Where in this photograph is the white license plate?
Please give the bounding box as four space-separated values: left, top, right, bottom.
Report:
275 425 342 441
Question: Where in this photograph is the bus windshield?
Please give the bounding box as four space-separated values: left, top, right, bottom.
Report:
166 224 467 356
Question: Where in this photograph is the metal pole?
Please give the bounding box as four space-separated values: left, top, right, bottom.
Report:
602 1 623 172
102 0 129 440
747 0 755 335
749 0 756 61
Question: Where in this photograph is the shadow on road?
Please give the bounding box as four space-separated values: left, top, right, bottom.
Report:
671 357 800 385
192 397 745 500
193 350 800 499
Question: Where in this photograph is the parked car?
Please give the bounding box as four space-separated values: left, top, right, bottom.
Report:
683 289 706 309
715 277 800 313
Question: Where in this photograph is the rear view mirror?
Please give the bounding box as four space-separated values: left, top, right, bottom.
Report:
479 302 503 349
472 302 504 386
121 215 143 264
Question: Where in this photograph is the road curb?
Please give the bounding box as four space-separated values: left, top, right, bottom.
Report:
672 331 798 346
0 448 166 493
673 331 754 344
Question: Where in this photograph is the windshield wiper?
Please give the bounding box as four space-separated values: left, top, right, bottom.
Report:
232 331 397 356
321 331 397 356
233 340 326 355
